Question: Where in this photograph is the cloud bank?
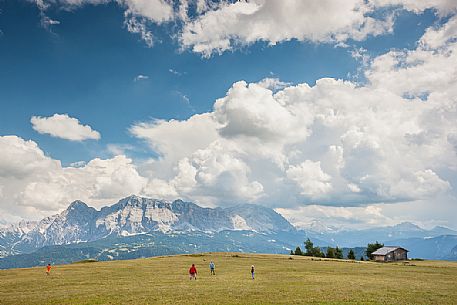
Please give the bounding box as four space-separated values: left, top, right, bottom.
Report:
1 1 456 229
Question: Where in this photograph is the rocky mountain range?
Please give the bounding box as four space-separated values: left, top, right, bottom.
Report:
0 195 294 257
1 195 457 269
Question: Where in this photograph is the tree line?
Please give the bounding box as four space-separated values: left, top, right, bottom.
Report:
290 238 384 261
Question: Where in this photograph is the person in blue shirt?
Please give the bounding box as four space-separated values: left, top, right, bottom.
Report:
209 261 215 275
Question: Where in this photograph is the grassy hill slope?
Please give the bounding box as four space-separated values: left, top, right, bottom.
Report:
1 253 456 305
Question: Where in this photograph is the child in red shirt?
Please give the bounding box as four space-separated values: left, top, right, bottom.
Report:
189 264 197 280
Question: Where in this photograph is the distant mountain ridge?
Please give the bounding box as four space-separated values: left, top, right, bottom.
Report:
305 221 457 248
1 196 457 268
0 195 294 257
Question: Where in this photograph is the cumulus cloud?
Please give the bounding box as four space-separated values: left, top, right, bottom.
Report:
286 161 332 198
179 0 397 56
130 80 454 208
31 114 101 141
366 20 457 99
0 136 146 219
124 17 457 211
4 3 457 228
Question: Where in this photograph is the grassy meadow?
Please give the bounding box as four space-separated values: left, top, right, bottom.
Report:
1 253 456 305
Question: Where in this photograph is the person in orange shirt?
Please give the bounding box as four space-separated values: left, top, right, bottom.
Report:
46 263 51 276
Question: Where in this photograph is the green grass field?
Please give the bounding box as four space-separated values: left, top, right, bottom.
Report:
1 253 456 305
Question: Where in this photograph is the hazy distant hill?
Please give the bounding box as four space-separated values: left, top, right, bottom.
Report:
304 222 457 248
385 235 457 260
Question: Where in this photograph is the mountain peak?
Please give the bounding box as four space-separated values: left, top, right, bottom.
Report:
68 200 89 210
123 194 141 201
393 222 423 231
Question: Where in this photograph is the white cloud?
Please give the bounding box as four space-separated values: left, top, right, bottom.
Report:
286 161 332 198
179 0 395 56
276 195 457 230
130 113 219 163
4 3 457 229
124 15 154 47
125 17 457 212
169 68 184 76
121 0 174 23
31 0 457 54
33 0 174 46
134 74 149 81
371 0 457 16
0 136 146 219
420 14 457 49
256 78 290 91
31 114 101 141
129 75 455 208
34 0 174 23
276 204 395 230
106 144 135 156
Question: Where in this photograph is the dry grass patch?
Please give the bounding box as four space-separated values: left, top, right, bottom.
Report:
0 253 456 305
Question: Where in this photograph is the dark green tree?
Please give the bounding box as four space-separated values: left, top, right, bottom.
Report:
294 246 303 256
314 247 325 257
317 247 326 257
360 256 364 261
326 247 335 258
335 246 343 259
303 238 324 257
290 250 294 255
347 249 356 260
366 241 384 260
304 238 314 256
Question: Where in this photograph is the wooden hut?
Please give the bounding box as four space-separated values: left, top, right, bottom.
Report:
372 246 408 262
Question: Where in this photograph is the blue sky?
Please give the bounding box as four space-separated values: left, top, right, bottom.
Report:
0 0 437 163
1 0 456 230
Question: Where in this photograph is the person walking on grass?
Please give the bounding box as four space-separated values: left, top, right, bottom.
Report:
189 264 197 280
209 261 215 275
46 263 51 276
251 265 255 280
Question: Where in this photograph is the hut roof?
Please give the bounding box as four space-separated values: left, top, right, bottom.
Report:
372 246 408 256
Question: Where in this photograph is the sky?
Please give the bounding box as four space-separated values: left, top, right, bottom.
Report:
0 0 456 230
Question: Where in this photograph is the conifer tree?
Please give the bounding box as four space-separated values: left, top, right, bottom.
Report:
304 238 314 256
326 247 335 258
366 241 384 260
335 246 343 259
294 246 303 256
